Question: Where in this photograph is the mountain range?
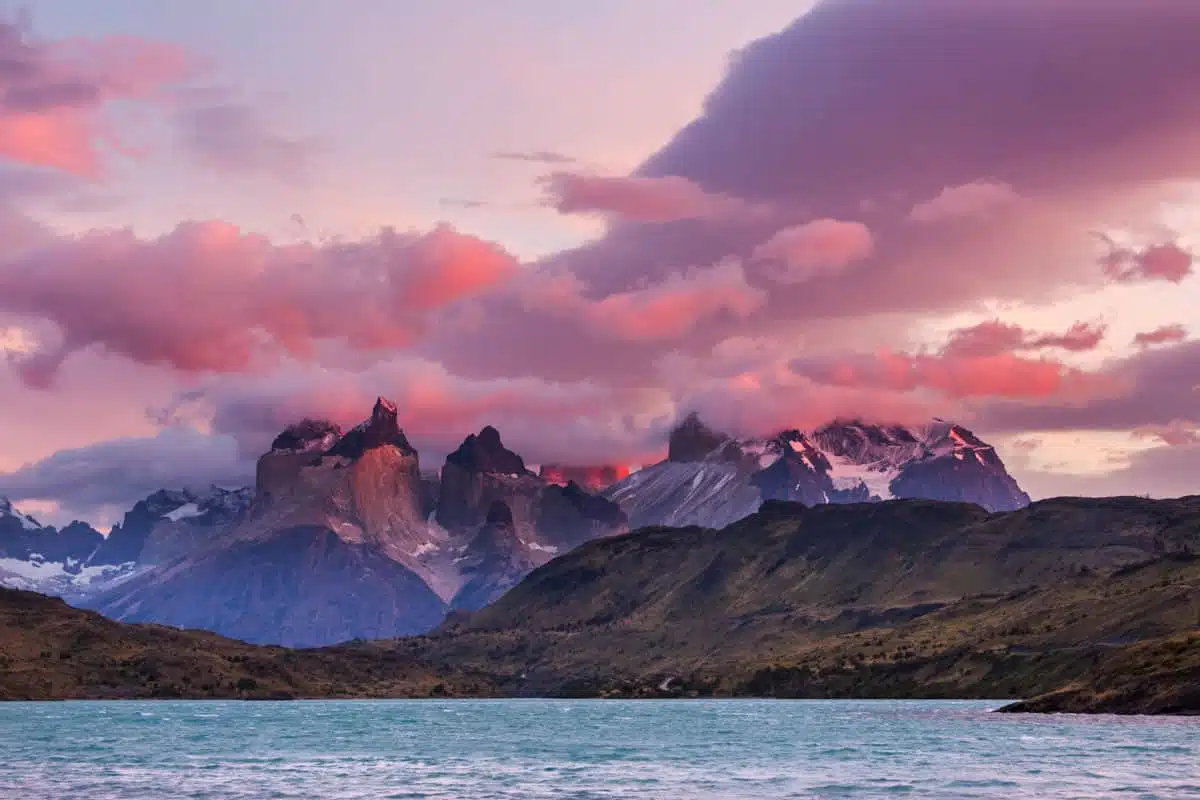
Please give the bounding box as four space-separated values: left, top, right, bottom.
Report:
1 399 1032 646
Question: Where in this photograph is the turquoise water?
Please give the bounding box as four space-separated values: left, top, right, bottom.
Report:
0 699 1196 798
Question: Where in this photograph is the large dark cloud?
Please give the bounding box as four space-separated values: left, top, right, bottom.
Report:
427 0 1200 386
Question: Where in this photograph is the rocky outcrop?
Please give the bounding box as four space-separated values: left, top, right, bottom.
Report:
436 427 542 533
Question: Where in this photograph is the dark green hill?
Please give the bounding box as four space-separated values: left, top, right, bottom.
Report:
0 587 495 700
391 497 1200 711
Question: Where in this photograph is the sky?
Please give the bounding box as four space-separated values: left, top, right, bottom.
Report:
0 0 1198 528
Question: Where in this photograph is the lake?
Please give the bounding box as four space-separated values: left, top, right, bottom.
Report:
0 699 1195 798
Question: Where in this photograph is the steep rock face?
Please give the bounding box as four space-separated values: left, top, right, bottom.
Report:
243 397 437 571
256 419 342 508
535 481 628 550
98 525 448 647
436 427 542 533
450 501 540 612
606 416 1031 530
0 498 46 545
539 465 631 492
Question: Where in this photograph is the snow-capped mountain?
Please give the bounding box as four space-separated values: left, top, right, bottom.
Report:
0 484 254 599
0 497 131 597
604 415 1031 530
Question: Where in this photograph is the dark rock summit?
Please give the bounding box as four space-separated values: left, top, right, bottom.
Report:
445 425 529 475
327 397 416 459
437 427 540 532
668 412 737 463
270 418 343 453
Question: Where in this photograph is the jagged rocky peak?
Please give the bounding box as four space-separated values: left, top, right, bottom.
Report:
270 418 343 453
327 396 417 459
539 464 631 491
668 412 736 463
446 426 529 475
437 426 541 532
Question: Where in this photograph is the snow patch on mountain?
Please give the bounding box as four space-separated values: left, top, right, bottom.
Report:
0 497 43 531
163 503 202 522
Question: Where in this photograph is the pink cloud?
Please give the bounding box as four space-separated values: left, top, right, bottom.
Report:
1132 420 1200 448
0 221 517 385
794 349 1107 401
1100 239 1195 284
1128 422 1195 448
539 171 753 223
430 0 1200 393
521 259 765 342
167 358 674 468
941 320 1106 359
0 20 193 176
909 180 1019 223
1133 324 1188 348
751 219 874 283
175 91 317 184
